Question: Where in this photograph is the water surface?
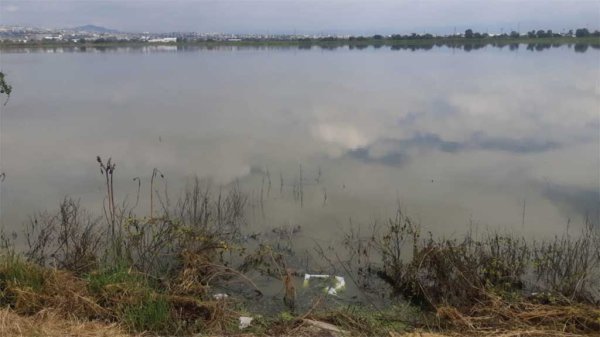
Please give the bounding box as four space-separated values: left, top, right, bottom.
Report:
1 45 599 242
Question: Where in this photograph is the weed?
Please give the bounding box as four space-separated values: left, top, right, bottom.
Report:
86 263 149 296
339 209 600 334
24 198 102 274
0 254 45 295
532 222 599 302
121 295 171 333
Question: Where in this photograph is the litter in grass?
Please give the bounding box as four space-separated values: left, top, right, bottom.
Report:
238 316 253 329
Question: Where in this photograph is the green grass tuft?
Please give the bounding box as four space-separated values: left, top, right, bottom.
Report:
86 263 149 295
122 295 171 332
0 254 44 293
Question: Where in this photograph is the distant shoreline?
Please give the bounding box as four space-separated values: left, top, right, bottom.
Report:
1 36 598 50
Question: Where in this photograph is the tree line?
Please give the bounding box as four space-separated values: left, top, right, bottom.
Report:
336 28 600 42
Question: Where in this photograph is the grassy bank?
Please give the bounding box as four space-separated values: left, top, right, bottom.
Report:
0 242 600 337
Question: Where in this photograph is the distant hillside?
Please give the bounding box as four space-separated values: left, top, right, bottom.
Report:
72 25 120 33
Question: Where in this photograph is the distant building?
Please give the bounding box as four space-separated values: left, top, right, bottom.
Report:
148 37 177 43
43 34 63 41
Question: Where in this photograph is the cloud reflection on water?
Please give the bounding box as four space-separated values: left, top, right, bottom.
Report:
0 45 598 237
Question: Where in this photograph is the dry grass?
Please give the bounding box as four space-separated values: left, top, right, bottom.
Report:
0 255 245 335
0 308 134 337
435 295 600 336
1 307 596 337
392 331 587 337
1 257 106 319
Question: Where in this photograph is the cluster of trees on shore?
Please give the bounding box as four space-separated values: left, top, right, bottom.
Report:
523 28 600 38
321 28 600 42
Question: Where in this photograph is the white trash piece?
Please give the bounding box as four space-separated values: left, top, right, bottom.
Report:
327 276 346 295
303 274 346 296
303 274 329 285
239 316 253 329
213 293 229 300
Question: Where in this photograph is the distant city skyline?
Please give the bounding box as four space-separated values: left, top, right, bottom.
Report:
1 0 599 35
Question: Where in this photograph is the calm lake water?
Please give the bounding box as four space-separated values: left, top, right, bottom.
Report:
1 44 599 243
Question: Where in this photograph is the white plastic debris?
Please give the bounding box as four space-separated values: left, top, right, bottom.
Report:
303 274 329 286
239 316 253 329
303 274 346 296
213 293 229 300
327 276 346 295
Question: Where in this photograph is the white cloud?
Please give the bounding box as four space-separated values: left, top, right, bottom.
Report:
313 123 368 150
5 5 19 12
0 0 598 33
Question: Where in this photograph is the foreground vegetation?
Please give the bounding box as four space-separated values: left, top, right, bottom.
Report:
0 158 598 336
1 238 598 337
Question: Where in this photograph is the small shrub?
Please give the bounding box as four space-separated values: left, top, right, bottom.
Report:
25 198 102 274
346 209 597 309
532 223 599 302
479 233 530 290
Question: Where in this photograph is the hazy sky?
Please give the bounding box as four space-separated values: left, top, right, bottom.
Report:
1 0 599 34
